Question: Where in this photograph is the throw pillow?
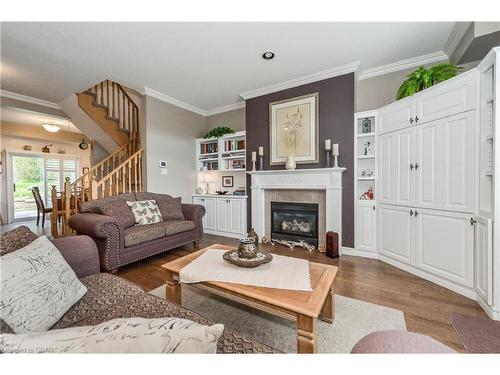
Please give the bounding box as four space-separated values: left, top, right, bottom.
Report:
127 200 163 225
0 225 38 256
0 317 224 354
155 196 185 220
100 200 136 228
0 236 87 334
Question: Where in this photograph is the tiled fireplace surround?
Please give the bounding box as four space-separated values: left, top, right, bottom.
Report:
249 168 346 248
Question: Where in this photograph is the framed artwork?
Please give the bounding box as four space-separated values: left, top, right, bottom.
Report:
222 176 234 188
82 167 90 174
269 92 319 165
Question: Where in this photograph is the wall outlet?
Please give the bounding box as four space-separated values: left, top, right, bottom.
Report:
158 160 167 168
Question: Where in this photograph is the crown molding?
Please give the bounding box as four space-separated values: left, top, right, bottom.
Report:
0 90 62 109
205 101 245 117
358 51 448 80
444 22 473 58
143 87 206 116
239 61 361 100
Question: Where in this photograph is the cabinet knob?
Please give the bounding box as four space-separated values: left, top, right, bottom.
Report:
201 198 205 202
410 117 414 124
415 116 419 123
410 163 414 170
414 210 419 217
470 217 477 226
415 163 419 170
372 205 376 211
410 209 414 216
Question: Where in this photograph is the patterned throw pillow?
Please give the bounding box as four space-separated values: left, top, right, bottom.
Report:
126 200 163 225
0 317 224 353
0 236 88 333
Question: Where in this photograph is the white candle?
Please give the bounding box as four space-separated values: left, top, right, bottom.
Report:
332 143 339 155
324 139 331 150
251 151 257 162
258 146 264 156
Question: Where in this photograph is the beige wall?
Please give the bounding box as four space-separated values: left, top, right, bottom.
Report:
356 59 449 111
145 96 206 202
206 107 245 132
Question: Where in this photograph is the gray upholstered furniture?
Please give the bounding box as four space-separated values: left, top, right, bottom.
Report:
68 192 205 272
0 226 278 354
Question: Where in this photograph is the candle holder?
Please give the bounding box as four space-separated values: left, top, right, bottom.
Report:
259 155 264 170
252 160 256 171
333 154 339 168
325 150 331 167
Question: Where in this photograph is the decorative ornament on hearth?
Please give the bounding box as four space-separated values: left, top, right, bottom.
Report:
360 187 374 200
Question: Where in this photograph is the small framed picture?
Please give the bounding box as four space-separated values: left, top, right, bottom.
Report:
222 176 234 188
82 167 90 174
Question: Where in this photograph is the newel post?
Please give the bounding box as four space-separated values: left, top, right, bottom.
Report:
51 185 59 238
63 177 71 236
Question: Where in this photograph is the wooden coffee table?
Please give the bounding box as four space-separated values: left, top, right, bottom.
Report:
161 244 338 353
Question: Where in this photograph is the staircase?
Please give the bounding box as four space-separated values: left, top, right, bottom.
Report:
51 80 144 238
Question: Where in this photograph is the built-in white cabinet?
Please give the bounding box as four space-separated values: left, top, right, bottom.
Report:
415 209 474 288
378 70 478 135
474 216 493 305
356 201 376 252
378 204 414 264
193 195 247 238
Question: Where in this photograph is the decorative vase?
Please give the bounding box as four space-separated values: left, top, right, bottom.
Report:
238 237 258 259
285 153 296 170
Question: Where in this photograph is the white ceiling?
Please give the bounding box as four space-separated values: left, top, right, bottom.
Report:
1 22 455 112
0 106 82 133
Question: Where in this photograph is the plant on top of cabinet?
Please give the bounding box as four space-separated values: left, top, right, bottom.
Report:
396 64 463 100
203 126 235 139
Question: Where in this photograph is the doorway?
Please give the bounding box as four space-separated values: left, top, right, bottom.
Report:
12 155 44 220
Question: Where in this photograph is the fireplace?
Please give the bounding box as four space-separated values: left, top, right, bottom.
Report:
270 202 319 246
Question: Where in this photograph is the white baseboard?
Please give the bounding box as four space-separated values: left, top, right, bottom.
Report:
476 297 500 320
341 247 379 259
204 230 244 239
378 254 477 300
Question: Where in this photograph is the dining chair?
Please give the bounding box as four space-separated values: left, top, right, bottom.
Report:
32 187 52 227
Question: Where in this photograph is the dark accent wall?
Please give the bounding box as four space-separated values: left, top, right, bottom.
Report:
245 73 355 247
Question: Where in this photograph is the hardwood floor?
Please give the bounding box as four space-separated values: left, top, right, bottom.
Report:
116 233 487 352
1 221 488 352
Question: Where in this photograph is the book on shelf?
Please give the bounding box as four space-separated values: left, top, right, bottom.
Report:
200 142 218 154
224 139 245 152
201 161 218 171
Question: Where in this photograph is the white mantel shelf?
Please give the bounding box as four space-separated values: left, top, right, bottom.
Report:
248 167 346 247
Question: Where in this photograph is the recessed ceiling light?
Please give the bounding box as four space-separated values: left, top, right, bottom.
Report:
262 52 275 60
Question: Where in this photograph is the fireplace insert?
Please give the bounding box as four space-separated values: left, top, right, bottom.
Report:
270 201 319 246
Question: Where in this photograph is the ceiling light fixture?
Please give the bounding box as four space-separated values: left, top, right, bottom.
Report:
43 123 60 133
262 51 275 60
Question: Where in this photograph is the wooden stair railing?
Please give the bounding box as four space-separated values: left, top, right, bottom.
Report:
51 148 144 238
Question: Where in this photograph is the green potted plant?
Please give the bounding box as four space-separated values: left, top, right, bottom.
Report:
203 126 235 139
396 63 463 100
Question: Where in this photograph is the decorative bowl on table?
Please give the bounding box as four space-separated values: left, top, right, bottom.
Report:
222 237 273 268
215 190 228 195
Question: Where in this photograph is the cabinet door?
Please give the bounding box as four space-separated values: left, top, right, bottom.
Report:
475 216 493 305
415 71 477 125
356 202 376 252
204 198 216 230
229 198 245 235
415 209 474 288
394 128 415 206
216 199 231 233
416 121 440 209
378 204 414 264
439 111 476 213
378 132 394 204
378 98 414 134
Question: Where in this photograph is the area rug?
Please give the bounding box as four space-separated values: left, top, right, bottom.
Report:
450 313 500 353
149 284 406 353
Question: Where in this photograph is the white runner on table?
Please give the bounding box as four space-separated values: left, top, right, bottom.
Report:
179 249 313 291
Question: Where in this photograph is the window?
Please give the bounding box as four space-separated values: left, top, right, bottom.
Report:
44 157 79 206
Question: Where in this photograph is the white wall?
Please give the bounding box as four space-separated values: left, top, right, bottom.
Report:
145 96 206 202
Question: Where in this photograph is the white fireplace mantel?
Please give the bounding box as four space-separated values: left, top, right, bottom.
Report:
248 167 346 245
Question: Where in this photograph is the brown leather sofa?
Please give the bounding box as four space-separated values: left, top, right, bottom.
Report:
68 192 205 272
0 226 278 354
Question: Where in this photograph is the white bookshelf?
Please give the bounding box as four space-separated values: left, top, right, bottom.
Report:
354 111 377 255
195 131 246 172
